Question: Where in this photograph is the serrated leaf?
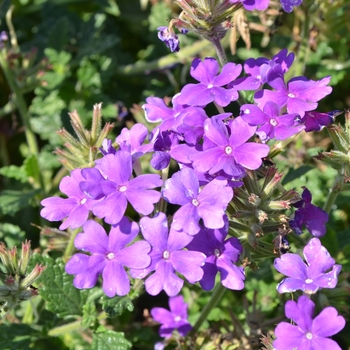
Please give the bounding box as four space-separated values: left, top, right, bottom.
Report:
0 189 39 216
91 330 132 350
0 223 26 247
31 255 90 318
0 165 28 183
82 301 97 329
0 324 41 350
101 295 134 318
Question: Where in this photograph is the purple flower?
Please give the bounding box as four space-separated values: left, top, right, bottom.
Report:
80 151 162 225
274 237 342 294
280 0 303 13
239 0 270 11
162 168 233 235
151 295 192 338
240 101 304 142
176 57 242 107
190 116 270 177
116 123 152 160
273 295 345 350
289 187 328 237
65 218 151 297
186 220 245 291
40 169 96 230
100 139 116 156
255 67 332 118
129 213 206 296
301 110 340 132
157 26 180 52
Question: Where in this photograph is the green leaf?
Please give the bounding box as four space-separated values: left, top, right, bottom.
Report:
0 324 41 350
282 165 313 185
0 165 28 183
31 255 90 318
0 223 26 247
23 155 41 187
101 295 134 318
91 330 132 350
82 301 97 329
0 190 39 216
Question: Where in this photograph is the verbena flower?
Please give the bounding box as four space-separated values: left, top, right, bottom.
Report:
65 218 151 297
157 26 180 52
301 110 340 132
255 66 332 117
190 116 270 177
162 168 233 235
79 151 162 225
240 101 304 142
176 57 242 107
151 295 192 338
289 187 329 237
273 295 345 350
186 219 245 291
40 169 96 230
129 213 206 296
274 237 342 294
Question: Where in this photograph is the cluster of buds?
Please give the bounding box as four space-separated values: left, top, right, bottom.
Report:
227 166 301 261
0 240 45 317
55 103 115 171
174 0 242 40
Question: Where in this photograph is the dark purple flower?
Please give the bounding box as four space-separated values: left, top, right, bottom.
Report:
301 110 341 132
255 67 332 118
65 218 151 297
176 57 242 107
40 169 96 230
274 295 345 350
280 0 303 13
151 131 179 170
274 237 342 294
100 139 116 156
80 151 162 225
190 116 269 177
289 187 328 237
151 295 192 338
240 101 304 142
157 26 180 52
186 220 245 291
129 213 206 296
162 168 233 235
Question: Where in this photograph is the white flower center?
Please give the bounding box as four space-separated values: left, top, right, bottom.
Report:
207 83 214 88
305 278 313 284
214 248 221 257
163 250 170 260
192 199 199 206
225 146 232 155
80 198 87 205
174 316 181 322
107 252 115 260
119 185 127 192
270 118 278 126
288 93 295 98
306 332 313 340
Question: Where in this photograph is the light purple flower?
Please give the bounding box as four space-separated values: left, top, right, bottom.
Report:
289 187 328 237
80 151 162 225
40 169 96 230
157 26 180 52
274 295 345 350
280 0 303 13
176 57 242 107
240 101 304 142
129 213 206 296
65 218 151 297
274 237 342 294
151 295 192 338
190 116 269 177
186 220 245 291
162 168 233 235
255 67 332 118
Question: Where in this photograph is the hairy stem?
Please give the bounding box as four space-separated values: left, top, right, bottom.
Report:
210 36 227 66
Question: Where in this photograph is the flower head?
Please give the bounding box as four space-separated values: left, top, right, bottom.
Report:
274 237 342 294
151 295 192 338
157 26 180 52
274 295 345 350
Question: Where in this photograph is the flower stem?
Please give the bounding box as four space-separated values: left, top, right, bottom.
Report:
210 36 227 66
190 283 226 335
63 228 80 260
323 172 344 214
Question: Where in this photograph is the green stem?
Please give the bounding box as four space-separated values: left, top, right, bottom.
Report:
210 36 227 66
190 283 226 335
63 228 80 260
323 172 344 214
0 52 39 155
